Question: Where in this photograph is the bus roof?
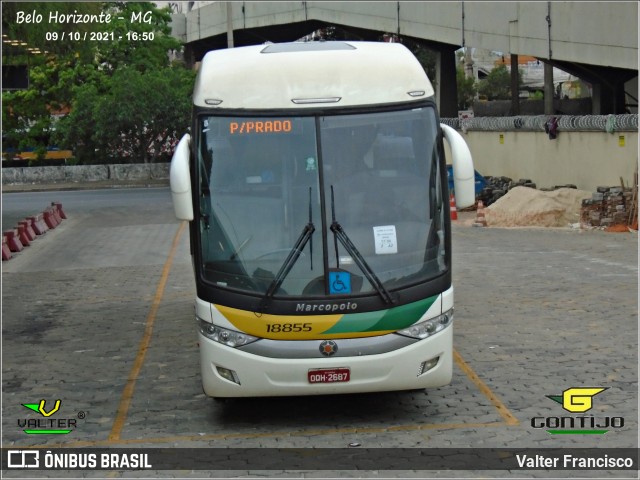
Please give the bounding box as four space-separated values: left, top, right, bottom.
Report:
193 41 435 109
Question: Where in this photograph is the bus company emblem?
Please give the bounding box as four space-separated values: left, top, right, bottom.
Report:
18 399 83 435
531 386 623 435
319 340 338 357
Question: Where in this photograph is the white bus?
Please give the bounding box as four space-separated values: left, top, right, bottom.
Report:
170 41 475 398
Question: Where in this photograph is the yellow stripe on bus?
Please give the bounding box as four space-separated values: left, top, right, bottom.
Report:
215 304 393 340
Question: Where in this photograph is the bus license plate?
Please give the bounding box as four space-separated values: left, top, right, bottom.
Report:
308 368 350 384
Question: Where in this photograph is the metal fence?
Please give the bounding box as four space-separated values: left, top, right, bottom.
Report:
441 114 638 133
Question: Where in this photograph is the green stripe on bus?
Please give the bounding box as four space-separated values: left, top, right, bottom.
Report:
322 295 438 334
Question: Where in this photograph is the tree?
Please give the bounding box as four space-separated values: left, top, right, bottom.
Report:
2 2 102 157
56 66 195 163
52 83 102 163
96 2 181 74
477 64 511 100
2 1 185 162
456 66 477 110
2 2 101 60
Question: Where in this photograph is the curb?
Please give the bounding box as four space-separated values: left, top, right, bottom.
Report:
1 180 169 194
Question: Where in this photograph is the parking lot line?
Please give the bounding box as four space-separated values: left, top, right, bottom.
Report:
453 350 520 426
108 221 187 442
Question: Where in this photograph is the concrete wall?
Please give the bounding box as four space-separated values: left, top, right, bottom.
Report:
453 130 638 192
2 163 170 186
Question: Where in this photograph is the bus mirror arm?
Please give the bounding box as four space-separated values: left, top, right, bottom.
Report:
170 134 194 221
440 124 475 209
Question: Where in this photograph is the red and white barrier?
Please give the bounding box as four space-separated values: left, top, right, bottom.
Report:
4 229 24 252
18 220 36 242
43 207 59 229
3 202 66 261
2 236 12 261
28 214 48 235
51 204 62 224
52 202 67 219
16 224 31 247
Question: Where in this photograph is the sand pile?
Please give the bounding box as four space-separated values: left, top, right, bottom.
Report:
484 186 591 227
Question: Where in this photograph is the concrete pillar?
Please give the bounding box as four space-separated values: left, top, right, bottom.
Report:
544 62 554 114
611 83 626 114
464 48 474 79
183 43 196 69
510 54 520 115
226 2 234 48
435 48 458 117
591 82 625 114
591 83 603 115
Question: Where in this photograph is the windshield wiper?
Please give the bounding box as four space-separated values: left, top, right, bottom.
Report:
329 186 395 305
264 187 315 298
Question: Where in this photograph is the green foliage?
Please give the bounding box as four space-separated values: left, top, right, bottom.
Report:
2 2 101 61
55 67 195 163
53 83 102 162
456 67 477 110
55 68 195 164
97 2 181 74
2 1 187 163
477 64 508 100
477 64 517 101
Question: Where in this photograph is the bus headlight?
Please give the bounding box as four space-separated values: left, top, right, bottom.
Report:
396 309 453 340
197 318 259 347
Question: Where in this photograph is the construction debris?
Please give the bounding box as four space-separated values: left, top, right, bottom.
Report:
580 178 638 231
477 177 532 206
463 170 638 231
476 175 578 207
484 186 591 228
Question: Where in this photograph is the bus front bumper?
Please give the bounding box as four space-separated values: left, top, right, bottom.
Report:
198 327 452 398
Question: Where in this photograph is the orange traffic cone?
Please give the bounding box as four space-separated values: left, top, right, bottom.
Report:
473 200 487 227
449 193 458 221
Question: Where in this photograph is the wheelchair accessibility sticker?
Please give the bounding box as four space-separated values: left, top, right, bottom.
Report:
329 270 351 294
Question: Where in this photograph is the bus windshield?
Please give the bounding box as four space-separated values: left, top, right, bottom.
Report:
197 106 446 299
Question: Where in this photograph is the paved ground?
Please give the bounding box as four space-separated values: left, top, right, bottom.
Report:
1 189 637 478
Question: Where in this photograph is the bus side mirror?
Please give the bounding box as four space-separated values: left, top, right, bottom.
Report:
170 133 194 221
440 123 475 209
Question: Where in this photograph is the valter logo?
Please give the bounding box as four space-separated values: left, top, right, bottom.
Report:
531 386 624 435
18 399 81 435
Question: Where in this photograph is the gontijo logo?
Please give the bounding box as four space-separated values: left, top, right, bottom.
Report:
531 387 624 435
19 399 82 435
547 387 607 413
